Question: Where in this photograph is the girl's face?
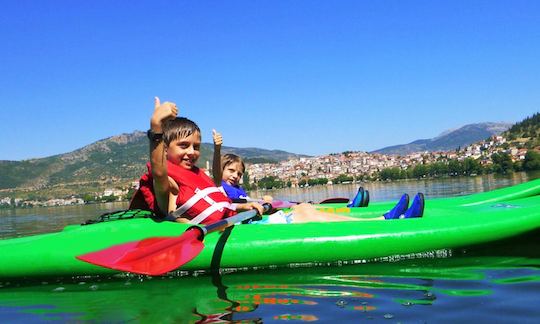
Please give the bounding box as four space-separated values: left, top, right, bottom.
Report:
166 132 201 170
222 161 244 186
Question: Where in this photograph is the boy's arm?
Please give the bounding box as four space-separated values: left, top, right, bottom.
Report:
150 97 178 215
212 129 223 185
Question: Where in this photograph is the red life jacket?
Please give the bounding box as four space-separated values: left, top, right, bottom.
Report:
129 161 236 224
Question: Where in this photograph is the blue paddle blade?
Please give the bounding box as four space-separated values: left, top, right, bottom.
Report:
77 228 204 276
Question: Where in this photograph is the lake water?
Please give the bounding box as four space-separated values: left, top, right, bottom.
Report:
1 172 540 323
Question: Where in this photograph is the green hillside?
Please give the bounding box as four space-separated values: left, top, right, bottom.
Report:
0 131 306 200
504 112 540 148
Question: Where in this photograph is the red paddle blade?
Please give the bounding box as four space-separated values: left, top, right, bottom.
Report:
319 197 349 204
77 229 204 276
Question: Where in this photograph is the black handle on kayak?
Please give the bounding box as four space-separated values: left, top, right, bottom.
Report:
189 203 272 239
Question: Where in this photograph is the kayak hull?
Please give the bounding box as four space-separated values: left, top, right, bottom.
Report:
1 179 540 279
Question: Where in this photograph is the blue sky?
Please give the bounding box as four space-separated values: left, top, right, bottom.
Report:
1 1 539 161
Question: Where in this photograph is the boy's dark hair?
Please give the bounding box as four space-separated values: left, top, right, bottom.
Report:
162 117 201 145
221 154 245 173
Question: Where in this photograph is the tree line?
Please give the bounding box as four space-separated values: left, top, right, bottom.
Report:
379 151 540 181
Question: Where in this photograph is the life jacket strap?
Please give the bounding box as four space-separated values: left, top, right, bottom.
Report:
189 201 234 224
174 187 222 216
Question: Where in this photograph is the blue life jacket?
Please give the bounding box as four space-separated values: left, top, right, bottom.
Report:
221 181 248 199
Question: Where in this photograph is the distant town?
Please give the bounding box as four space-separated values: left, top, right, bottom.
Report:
1 134 538 209
247 135 531 188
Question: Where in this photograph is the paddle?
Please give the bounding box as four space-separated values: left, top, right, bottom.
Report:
232 197 350 209
232 198 297 209
77 203 271 276
318 197 350 204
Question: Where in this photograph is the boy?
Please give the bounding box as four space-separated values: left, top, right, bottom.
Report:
129 97 264 224
131 97 424 224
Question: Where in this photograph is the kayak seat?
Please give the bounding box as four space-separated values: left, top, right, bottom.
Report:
361 189 370 207
403 193 425 218
347 187 365 208
384 194 410 219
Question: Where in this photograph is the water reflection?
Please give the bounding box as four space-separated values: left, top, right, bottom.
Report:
1 253 539 323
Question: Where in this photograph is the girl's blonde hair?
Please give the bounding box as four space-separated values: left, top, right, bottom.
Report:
221 153 245 172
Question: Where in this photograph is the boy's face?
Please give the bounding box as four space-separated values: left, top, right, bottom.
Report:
222 161 244 186
166 131 201 170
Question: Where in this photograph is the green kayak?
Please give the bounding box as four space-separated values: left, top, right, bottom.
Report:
1 179 540 279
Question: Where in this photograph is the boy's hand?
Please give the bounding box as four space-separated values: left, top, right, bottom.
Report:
175 217 191 224
236 202 264 215
151 97 178 131
212 129 223 146
168 176 179 195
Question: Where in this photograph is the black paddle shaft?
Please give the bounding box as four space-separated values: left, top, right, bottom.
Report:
188 203 272 240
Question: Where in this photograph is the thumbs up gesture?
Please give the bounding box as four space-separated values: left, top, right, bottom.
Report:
213 129 223 147
151 97 178 131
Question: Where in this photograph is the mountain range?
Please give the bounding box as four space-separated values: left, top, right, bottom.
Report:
372 122 512 155
0 121 524 197
0 132 306 193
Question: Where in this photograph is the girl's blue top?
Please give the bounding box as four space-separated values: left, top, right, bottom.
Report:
221 181 248 199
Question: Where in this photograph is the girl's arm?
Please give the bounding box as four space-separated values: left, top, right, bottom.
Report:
212 129 223 185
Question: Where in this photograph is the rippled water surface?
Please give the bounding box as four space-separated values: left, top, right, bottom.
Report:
1 172 539 323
